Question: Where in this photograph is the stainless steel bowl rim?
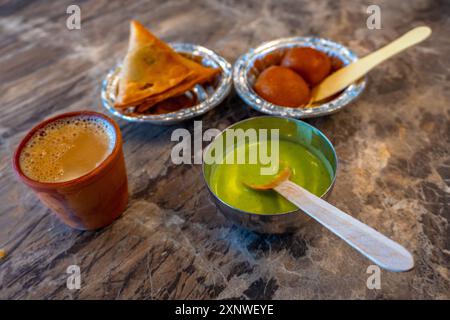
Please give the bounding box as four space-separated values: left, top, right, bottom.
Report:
233 36 367 118
101 42 232 124
202 115 339 217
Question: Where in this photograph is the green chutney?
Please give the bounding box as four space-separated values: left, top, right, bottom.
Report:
209 139 334 214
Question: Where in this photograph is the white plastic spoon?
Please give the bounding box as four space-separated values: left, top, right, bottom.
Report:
245 167 414 272
311 26 432 102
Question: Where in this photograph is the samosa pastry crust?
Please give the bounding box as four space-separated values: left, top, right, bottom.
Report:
115 20 221 111
135 67 219 113
115 21 191 108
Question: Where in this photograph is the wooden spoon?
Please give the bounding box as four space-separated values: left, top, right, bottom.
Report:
244 167 414 272
311 26 432 102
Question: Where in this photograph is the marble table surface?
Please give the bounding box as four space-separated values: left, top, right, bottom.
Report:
0 0 449 299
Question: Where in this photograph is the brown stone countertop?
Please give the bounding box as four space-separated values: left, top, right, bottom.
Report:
0 0 449 299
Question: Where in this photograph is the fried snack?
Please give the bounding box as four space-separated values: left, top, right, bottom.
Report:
330 55 344 72
253 66 310 107
115 20 219 111
150 94 197 115
281 47 331 86
115 21 193 108
135 64 219 113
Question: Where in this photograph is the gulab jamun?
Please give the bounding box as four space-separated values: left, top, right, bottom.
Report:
330 55 344 72
253 66 310 107
281 47 331 86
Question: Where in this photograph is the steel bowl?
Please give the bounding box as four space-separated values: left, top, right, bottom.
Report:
202 116 338 234
233 37 366 118
101 43 232 124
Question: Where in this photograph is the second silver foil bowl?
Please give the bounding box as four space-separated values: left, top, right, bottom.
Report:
203 116 338 234
233 37 366 118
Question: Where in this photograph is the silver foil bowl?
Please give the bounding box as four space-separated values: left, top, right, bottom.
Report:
233 37 366 118
203 116 338 234
101 43 232 124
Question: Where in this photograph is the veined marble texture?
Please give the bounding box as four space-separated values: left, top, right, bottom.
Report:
0 0 449 299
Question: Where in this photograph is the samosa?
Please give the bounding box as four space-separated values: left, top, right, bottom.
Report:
115 20 219 111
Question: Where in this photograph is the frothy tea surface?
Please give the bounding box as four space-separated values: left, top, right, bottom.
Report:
19 115 116 183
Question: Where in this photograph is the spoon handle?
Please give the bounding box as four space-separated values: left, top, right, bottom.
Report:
274 180 414 272
312 26 432 102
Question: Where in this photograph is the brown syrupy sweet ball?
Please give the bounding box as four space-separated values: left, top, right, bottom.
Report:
253 66 310 107
281 47 331 86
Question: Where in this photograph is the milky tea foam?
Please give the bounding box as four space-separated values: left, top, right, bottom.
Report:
19 115 116 183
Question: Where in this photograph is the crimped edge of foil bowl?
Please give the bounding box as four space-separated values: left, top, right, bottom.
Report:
233 37 366 119
101 43 232 124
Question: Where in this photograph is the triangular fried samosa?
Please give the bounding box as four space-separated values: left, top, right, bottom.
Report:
115 20 192 108
135 56 220 113
115 20 221 111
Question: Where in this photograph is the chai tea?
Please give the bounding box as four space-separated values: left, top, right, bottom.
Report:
19 115 116 183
